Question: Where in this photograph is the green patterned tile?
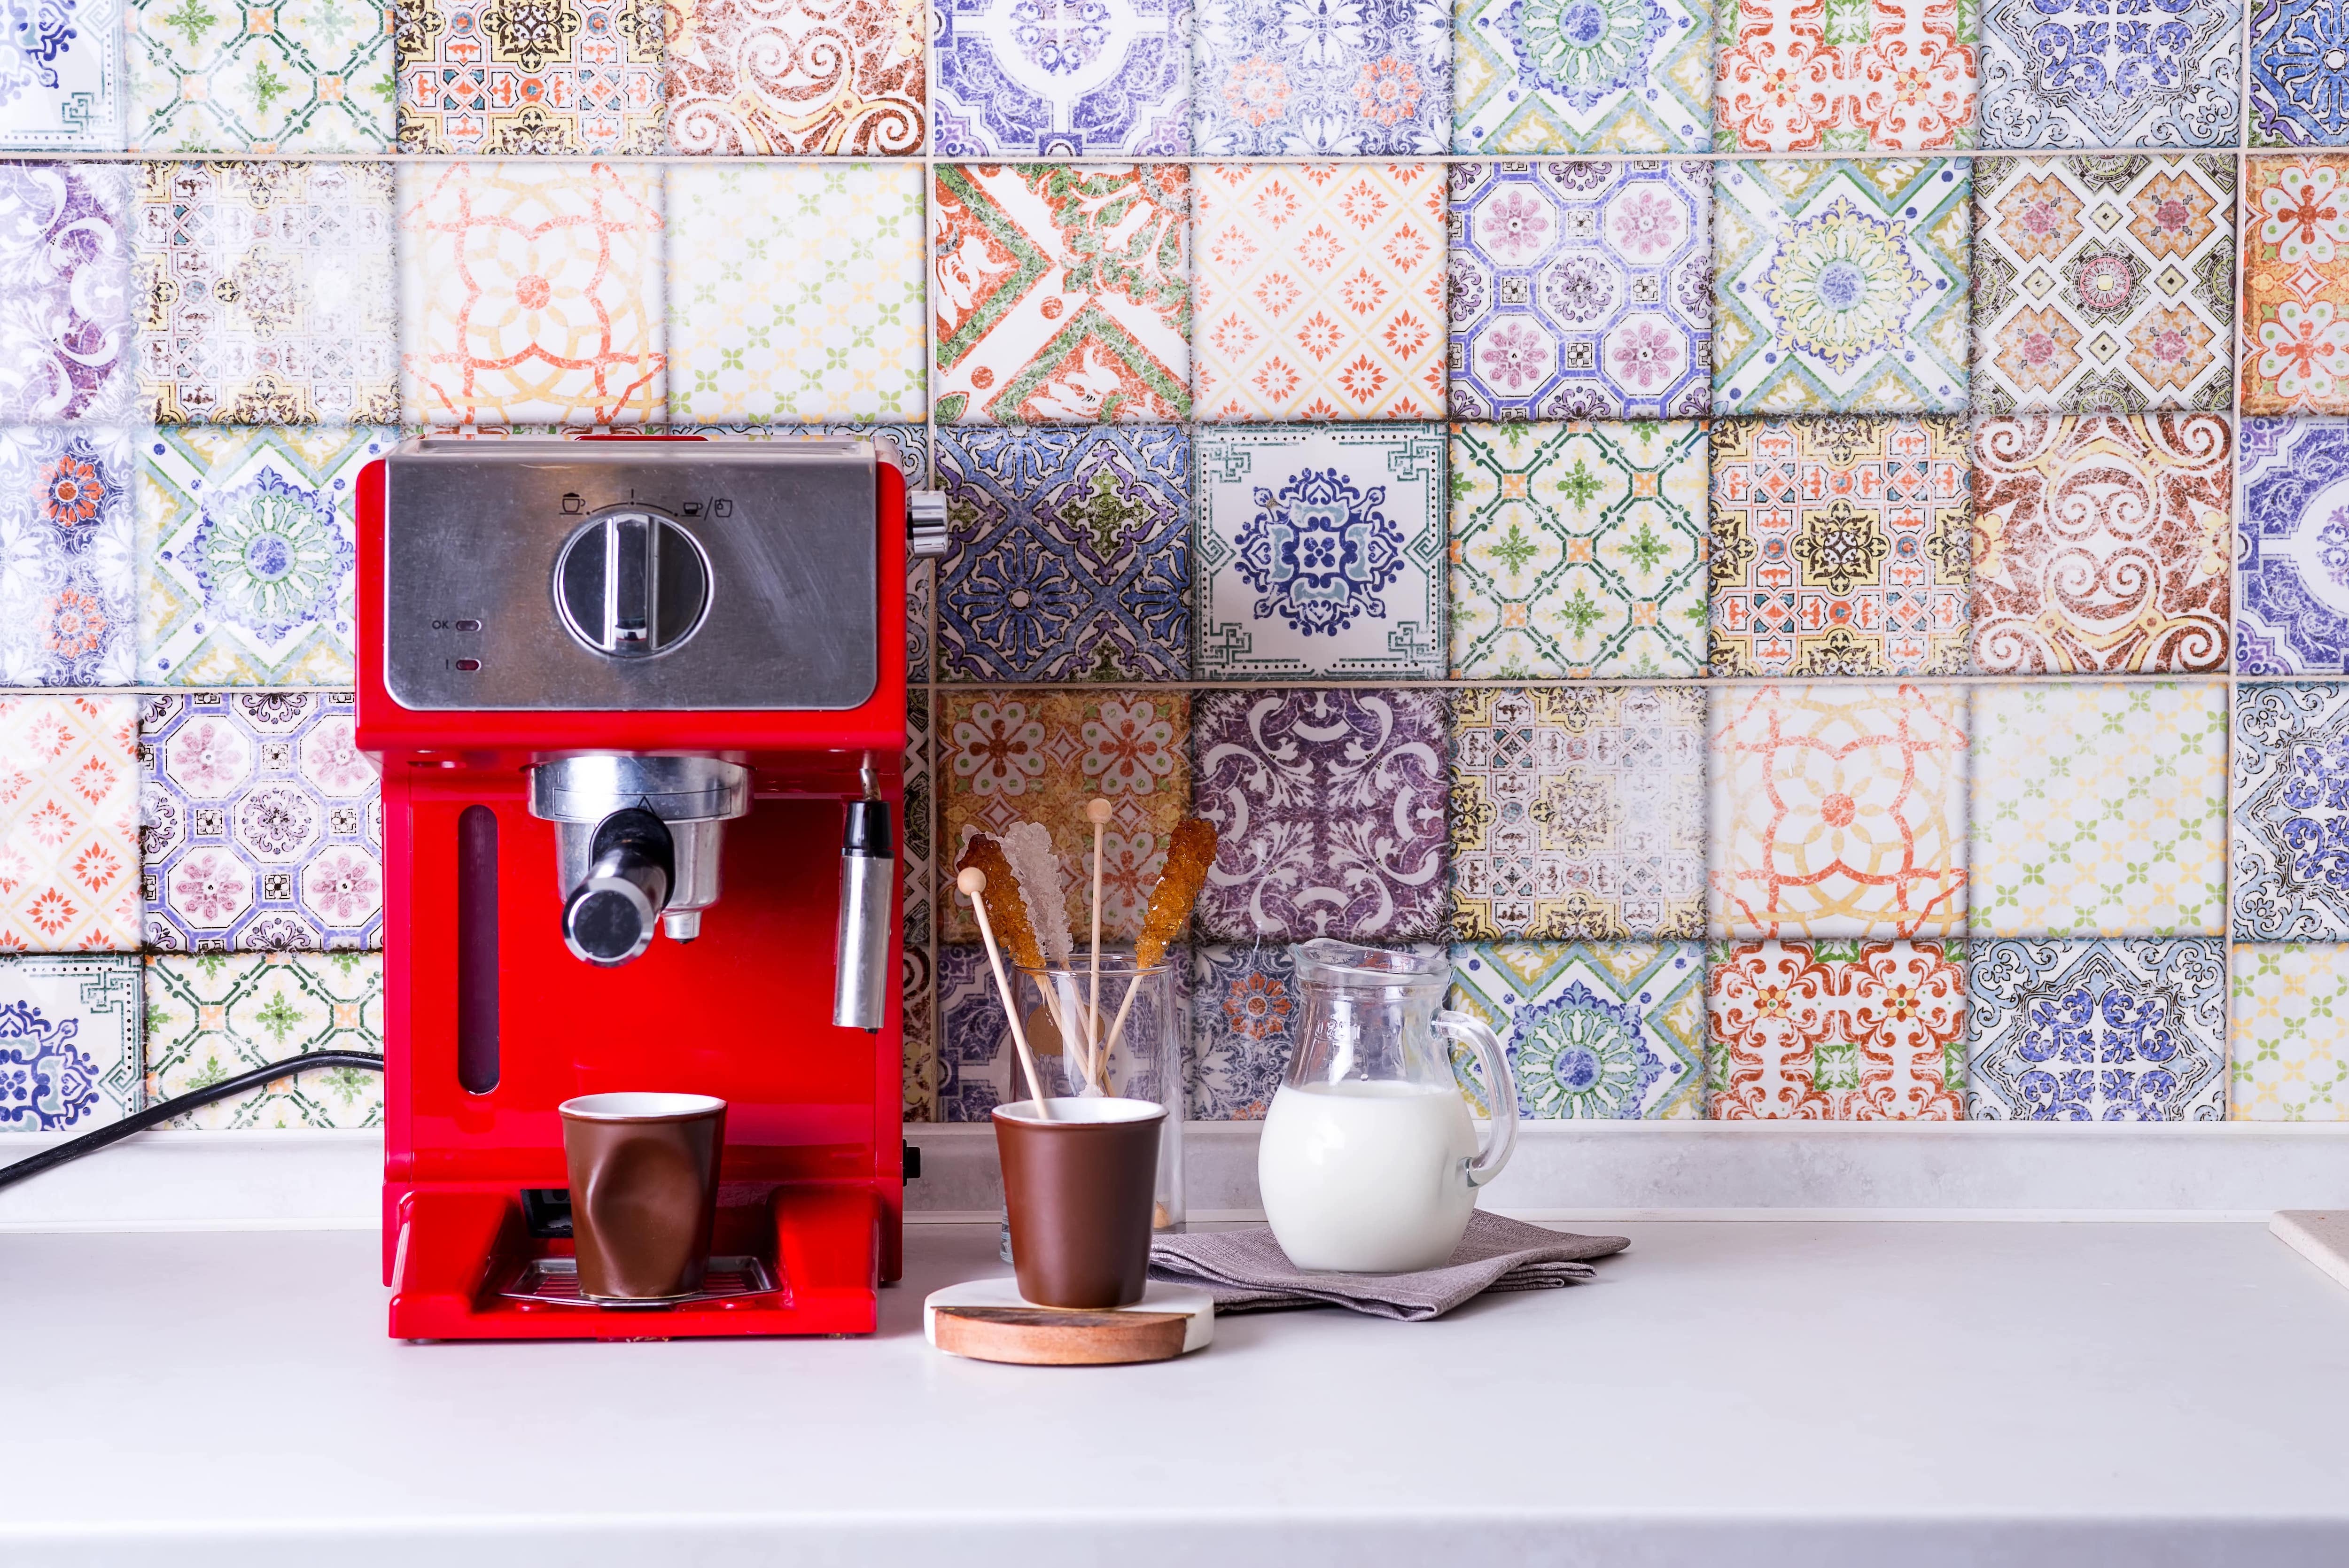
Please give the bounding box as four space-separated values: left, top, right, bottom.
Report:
143 951 382 1128
128 0 394 151
1450 420 1708 678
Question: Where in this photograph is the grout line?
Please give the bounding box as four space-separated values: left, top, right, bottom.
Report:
0 148 2320 165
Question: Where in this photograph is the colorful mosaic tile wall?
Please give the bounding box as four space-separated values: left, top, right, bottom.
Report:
11 0 2349 1144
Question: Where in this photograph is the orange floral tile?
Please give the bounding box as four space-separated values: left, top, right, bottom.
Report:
0 695 140 952
2245 155 2349 415
1706 938 1966 1119
398 160 665 427
1713 0 1977 152
1193 162 1447 421
940 689 1190 942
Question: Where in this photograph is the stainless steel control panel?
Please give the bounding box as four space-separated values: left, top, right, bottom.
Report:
382 437 882 711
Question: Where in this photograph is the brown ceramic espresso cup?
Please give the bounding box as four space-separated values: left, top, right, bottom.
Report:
559 1092 726 1302
993 1097 1167 1310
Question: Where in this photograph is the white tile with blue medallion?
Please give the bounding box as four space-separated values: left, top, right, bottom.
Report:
0 953 142 1132
1443 940 1706 1118
1965 939 2228 1121
0 0 127 149
933 0 1190 155
137 427 386 687
1193 423 1447 679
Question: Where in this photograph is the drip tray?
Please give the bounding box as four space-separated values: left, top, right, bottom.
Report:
501 1256 781 1310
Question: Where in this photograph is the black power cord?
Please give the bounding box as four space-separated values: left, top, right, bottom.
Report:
0 1051 387 1195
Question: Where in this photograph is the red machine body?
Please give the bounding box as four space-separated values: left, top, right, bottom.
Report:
357 439 906 1341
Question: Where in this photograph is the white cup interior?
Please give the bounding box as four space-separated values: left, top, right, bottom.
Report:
994 1096 1166 1126
559 1092 726 1121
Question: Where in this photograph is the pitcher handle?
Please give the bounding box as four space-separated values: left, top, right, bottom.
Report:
1432 1009 1517 1189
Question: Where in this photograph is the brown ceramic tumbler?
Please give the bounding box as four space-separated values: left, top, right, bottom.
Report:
993 1097 1167 1309
559 1092 726 1301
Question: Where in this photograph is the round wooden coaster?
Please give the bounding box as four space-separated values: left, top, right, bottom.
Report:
932 1305 1189 1366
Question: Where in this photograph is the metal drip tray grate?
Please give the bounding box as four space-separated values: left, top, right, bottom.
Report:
501 1256 781 1310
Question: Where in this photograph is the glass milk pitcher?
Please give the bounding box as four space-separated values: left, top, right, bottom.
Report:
1257 941 1519 1273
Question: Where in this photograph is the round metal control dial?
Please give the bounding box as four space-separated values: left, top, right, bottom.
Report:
553 507 712 659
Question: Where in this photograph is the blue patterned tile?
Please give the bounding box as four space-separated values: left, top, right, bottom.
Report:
1191 0 1449 154
0 953 141 1131
935 426 1189 682
1981 0 2242 147
2240 416 2349 673
1188 941 1297 1118
2234 682 2349 940
1966 939 2228 1119
1194 423 1446 679
0 425 136 687
140 691 382 953
938 942 1012 1121
0 0 127 149
934 0 1190 154
2254 0 2349 145
1446 940 1706 1118
1448 159 1711 419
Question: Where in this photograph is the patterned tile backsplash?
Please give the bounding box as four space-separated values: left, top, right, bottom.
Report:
2 34 2347 1141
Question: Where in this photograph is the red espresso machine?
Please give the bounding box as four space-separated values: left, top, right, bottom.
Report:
356 435 945 1340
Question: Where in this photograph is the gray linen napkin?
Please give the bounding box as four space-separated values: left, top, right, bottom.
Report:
1148 1211 1629 1321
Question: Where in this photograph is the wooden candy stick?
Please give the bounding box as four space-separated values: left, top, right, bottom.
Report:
957 868 1050 1117
1083 798 1112 1093
1101 816 1219 1061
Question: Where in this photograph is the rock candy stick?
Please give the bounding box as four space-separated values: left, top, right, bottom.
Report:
956 833 1043 971
955 868 1049 1115
1101 817 1219 1062
959 830 1079 1083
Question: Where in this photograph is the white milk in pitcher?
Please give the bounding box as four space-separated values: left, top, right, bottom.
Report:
1257 1079 1479 1273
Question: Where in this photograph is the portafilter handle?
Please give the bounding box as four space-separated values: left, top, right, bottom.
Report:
832 800 894 1031
564 808 675 967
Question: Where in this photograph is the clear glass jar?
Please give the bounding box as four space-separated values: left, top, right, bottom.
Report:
994 949 1184 1259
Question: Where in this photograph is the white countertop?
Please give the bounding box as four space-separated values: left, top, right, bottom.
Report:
6 1218 2349 1565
